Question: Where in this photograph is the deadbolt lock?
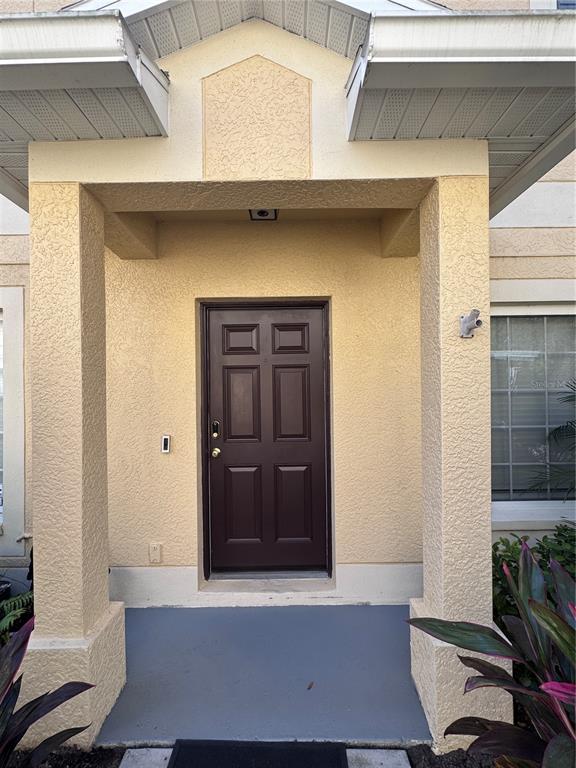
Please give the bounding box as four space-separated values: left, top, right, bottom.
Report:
211 447 221 458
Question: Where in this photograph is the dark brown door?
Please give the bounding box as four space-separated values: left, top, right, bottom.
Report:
203 304 330 573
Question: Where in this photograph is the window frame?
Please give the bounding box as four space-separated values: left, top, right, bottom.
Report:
0 287 25 556
490 278 576 527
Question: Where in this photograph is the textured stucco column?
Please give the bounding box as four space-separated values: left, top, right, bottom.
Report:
23 183 125 746
410 176 512 750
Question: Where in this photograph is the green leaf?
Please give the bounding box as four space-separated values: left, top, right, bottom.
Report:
519 543 546 607
550 560 576 629
542 733 575 768
408 618 523 661
529 600 576 668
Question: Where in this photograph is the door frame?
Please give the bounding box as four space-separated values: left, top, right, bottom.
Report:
199 299 332 579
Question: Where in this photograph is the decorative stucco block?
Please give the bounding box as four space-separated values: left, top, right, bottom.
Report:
410 599 512 752
203 55 311 180
21 603 126 748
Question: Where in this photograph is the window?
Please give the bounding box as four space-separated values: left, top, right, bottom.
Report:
0 288 24 556
491 315 576 502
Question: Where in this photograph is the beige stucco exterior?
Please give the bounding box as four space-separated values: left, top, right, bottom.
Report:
105 216 422 569
0 4 573 751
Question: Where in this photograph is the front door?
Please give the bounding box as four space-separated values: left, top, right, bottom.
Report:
203 303 330 573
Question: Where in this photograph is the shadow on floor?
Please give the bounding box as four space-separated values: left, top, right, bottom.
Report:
97 605 430 746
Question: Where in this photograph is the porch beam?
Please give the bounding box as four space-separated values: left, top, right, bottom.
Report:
105 211 158 260
24 182 125 747
379 209 419 258
410 176 512 749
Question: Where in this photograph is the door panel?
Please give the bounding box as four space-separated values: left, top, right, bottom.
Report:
224 465 263 542
273 366 310 441
274 465 312 541
224 367 261 441
205 304 329 572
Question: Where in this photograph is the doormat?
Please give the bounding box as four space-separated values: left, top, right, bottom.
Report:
168 740 348 768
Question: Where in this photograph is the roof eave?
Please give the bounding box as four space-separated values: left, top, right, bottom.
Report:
0 11 169 127
347 9 576 217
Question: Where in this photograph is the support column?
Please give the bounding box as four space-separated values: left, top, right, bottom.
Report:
410 176 512 749
23 183 125 747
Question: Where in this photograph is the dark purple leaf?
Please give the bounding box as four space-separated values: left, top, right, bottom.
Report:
468 724 546 762
542 733 575 768
0 619 33 705
25 726 91 768
0 676 21 740
502 615 538 666
458 655 516 682
503 562 546 669
4 682 93 750
444 716 504 736
464 675 548 700
408 618 523 661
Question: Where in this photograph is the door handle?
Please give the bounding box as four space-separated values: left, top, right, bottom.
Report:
211 447 221 459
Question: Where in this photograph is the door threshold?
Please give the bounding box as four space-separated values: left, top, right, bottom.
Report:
210 571 329 581
201 571 334 594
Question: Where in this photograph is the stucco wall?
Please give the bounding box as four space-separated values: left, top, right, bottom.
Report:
105 217 422 567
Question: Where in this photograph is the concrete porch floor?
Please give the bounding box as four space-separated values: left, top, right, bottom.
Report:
97 605 431 747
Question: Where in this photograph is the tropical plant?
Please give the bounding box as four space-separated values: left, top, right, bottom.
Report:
493 535 527 627
533 523 576 581
0 617 92 767
409 542 576 768
493 523 575 630
0 591 33 647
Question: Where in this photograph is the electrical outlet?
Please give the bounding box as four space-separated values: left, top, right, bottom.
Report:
149 542 163 564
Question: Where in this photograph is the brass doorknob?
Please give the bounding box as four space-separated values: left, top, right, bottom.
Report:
211 447 221 458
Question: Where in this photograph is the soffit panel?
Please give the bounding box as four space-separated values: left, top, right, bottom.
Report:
350 86 574 198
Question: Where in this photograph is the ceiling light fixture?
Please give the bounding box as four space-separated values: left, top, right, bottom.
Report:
249 209 278 221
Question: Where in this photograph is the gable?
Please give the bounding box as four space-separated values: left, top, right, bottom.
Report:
203 56 311 180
